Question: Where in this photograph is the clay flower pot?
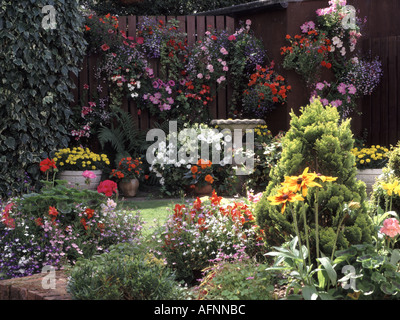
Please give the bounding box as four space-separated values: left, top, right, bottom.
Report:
119 178 140 197
194 183 213 196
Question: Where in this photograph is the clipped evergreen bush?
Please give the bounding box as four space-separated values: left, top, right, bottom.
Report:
255 98 374 256
67 243 183 300
0 0 87 197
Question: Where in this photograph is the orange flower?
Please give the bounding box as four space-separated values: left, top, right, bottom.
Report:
85 208 95 219
48 206 58 219
81 217 88 230
191 165 198 174
197 159 212 169
210 190 222 206
205 174 214 184
283 167 322 197
267 187 304 213
193 197 202 210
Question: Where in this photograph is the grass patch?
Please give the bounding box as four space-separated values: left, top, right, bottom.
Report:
117 198 180 232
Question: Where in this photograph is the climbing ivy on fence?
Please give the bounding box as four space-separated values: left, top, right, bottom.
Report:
0 0 87 197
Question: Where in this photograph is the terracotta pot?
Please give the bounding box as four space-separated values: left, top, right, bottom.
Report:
119 179 140 197
59 170 102 190
194 183 213 196
356 168 383 195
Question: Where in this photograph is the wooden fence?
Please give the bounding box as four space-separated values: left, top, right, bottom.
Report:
71 1 400 146
361 36 400 146
71 15 235 131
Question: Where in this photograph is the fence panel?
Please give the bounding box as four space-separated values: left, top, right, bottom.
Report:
362 36 400 146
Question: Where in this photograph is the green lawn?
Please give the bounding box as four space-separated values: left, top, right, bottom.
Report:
117 195 247 235
117 198 181 232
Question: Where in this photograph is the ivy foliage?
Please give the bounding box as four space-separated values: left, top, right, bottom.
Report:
0 0 87 197
255 99 374 256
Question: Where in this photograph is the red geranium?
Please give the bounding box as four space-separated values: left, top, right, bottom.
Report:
1 203 15 229
40 158 57 172
97 180 118 197
101 43 110 51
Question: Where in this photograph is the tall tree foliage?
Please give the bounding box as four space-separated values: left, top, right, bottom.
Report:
0 0 87 197
81 0 255 15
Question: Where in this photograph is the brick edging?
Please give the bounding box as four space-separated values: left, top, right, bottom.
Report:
0 271 71 300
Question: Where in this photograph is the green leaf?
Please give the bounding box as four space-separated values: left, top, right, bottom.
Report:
302 285 319 300
5 136 16 150
317 257 337 286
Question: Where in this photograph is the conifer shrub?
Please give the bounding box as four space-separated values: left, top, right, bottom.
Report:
255 98 374 256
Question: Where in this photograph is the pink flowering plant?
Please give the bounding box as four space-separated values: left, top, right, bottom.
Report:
380 217 400 248
0 182 143 280
310 80 358 118
85 15 269 123
69 83 113 143
281 0 382 119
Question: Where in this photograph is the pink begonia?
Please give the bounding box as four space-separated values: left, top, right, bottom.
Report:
246 19 252 26
347 84 357 95
321 98 329 106
82 170 97 179
207 64 214 72
337 83 347 95
300 21 316 33
223 66 229 72
316 82 325 91
197 73 203 79
331 100 343 108
217 76 226 84
220 47 228 55
380 218 400 238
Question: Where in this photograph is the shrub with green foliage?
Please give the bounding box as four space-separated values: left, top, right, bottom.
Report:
255 99 373 256
82 0 255 15
0 0 87 197
67 242 184 300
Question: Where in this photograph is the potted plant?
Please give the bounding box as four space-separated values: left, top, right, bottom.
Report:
185 159 215 196
352 145 389 194
110 157 143 197
54 147 110 190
